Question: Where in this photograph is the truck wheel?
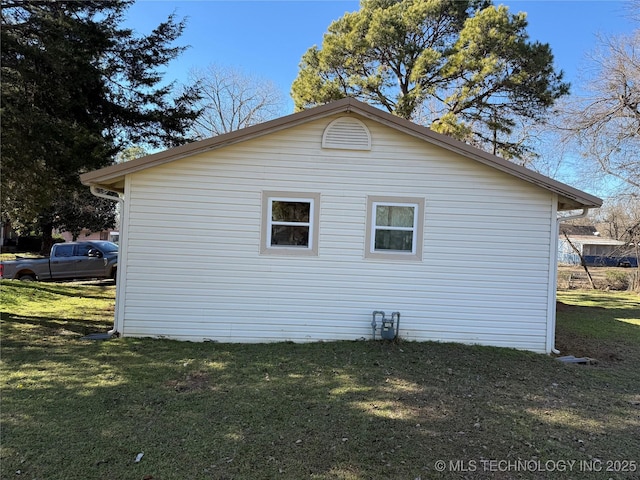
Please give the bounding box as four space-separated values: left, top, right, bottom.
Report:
19 274 36 282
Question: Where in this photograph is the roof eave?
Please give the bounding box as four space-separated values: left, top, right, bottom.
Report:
344 101 602 210
81 98 603 210
80 99 358 188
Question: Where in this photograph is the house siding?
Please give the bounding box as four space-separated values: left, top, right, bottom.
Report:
119 114 554 352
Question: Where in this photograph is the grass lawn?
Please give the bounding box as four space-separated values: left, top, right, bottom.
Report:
1 281 638 480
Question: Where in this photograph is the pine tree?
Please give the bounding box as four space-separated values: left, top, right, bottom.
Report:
291 0 568 160
1 0 199 251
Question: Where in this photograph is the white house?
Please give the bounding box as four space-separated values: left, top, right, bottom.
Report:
81 99 602 354
558 225 631 267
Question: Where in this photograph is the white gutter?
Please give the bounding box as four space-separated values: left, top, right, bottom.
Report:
90 185 123 204
89 185 124 336
548 207 590 354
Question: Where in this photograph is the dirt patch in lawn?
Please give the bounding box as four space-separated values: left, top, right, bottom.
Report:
555 300 635 364
555 331 626 364
166 371 212 393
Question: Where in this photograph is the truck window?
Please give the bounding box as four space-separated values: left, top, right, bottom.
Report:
54 245 74 257
75 244 92 256
91 241 118 253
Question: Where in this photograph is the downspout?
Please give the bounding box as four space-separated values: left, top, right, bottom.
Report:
90 185 123 205
89 185 124 336
549 207 590 354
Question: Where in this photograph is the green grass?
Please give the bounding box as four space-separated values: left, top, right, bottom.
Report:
1 281 639 479
0 281 115 341
557 290 640 341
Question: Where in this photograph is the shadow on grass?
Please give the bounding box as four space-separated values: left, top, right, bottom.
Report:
557 291 640 310
2 337 639 480
1 313 112 338
2 290 639 479
555 300 640 365
2 280 115 300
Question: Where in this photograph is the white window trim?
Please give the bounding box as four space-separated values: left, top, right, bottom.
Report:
267 197 313 249
370 201 419 255
365 196 425 261
261 191 320 256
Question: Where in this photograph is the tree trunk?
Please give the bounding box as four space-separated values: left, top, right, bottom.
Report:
40 221 54 256
633 240 640 291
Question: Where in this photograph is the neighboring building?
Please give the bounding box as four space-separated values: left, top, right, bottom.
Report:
81 98 602 354
1 224 119 252
559 225 636 267
1 222 41 253
57 229 110 243
1 220 18 252
56 230 119 244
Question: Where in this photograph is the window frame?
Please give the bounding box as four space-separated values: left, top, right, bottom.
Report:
75 243 93 257
261 191 320 256
365 196 425 261
53 244 74 258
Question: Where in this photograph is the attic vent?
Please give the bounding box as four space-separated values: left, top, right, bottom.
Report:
322 117 371 151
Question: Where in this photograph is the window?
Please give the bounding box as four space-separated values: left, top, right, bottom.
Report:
53 244 74 257
76 244 92 256
365 196 424 261
261 192 320 256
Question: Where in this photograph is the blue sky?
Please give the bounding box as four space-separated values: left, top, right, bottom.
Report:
121 1 636 195
124 0 636 108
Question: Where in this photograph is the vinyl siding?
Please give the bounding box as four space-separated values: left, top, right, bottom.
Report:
119 114 554 352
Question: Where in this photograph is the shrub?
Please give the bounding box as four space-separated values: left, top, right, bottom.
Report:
605 270 630 290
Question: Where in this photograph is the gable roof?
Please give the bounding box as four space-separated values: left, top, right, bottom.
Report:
80 98 602 211
559 225 599 236
558 225 626 245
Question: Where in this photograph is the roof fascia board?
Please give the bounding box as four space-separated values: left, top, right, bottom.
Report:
346 101 602 209
80 99 356 186
81 97 602 209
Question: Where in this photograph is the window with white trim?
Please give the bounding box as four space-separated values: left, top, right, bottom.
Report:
365 196 424 261
261 192 320 256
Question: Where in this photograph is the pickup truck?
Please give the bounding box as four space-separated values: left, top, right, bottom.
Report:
0 241 118 282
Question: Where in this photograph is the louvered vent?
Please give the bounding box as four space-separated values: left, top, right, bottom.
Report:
322 117 371 151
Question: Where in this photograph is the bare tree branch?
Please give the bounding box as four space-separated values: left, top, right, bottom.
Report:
188 64 287 139
556 30 640 195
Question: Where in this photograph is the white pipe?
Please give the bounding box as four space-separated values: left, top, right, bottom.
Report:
89 185 124 336
558 207 590 224
550 207 591 355
90 185 123 204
